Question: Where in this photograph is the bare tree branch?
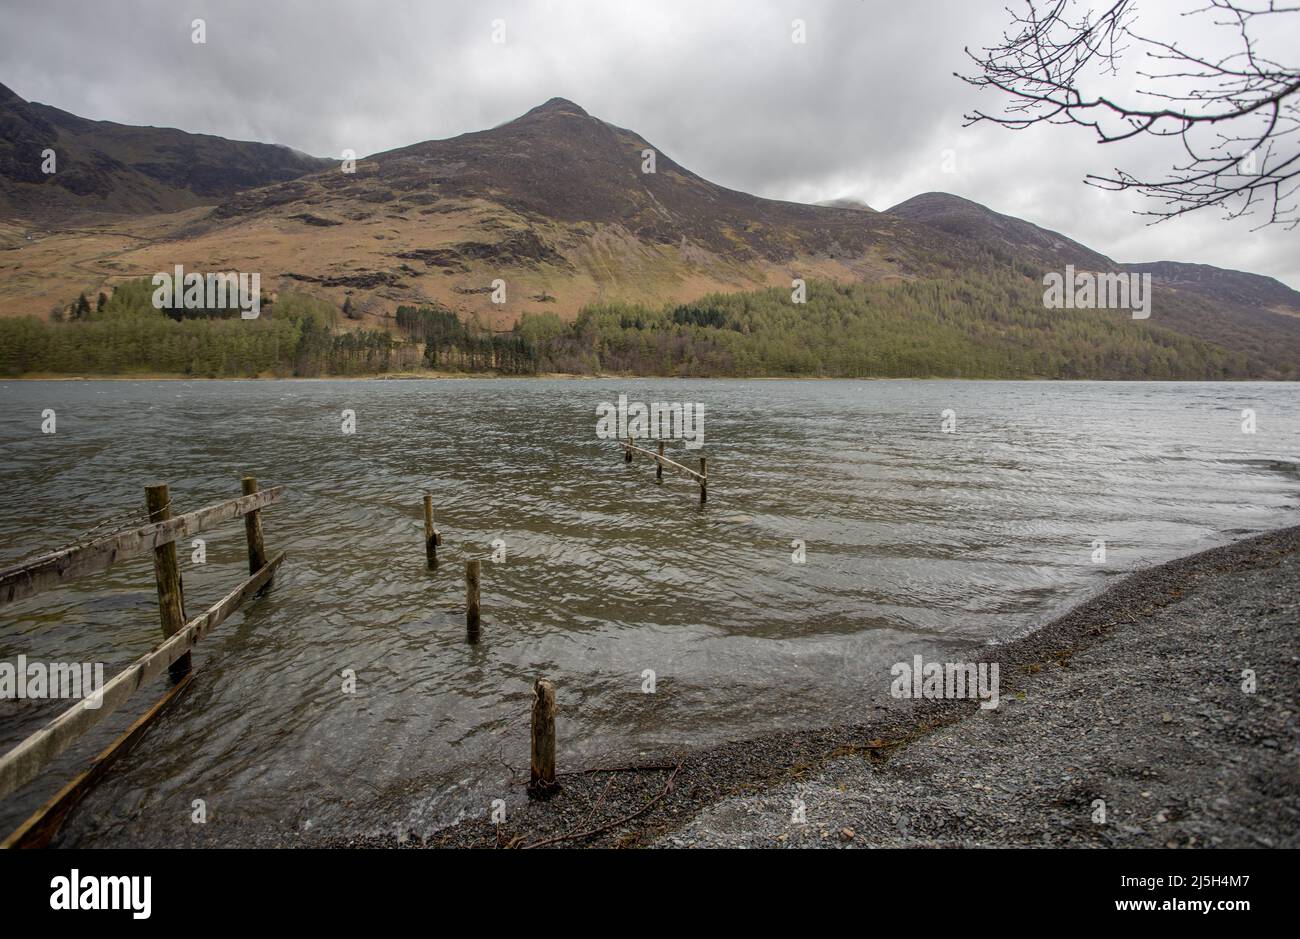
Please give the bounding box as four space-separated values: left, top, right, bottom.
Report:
958 0 1300 228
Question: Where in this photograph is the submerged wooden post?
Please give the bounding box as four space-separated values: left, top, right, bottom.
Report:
657 441 665 483
422 494 440 568
241 477 269 575
146 484 190 682
466 559 481 642
528 678 558 799
625 435 633 463
699 457 708 504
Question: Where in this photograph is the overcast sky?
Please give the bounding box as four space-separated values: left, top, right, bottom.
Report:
2 0 1297 287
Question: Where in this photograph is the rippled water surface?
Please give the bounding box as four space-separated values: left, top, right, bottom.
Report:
0 379 1296 844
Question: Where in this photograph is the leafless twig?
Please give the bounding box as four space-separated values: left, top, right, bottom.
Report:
959 0 1300 227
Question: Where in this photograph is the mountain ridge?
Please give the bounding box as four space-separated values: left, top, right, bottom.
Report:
1 91 1297 375
0 81 330 218
887 191 1300 314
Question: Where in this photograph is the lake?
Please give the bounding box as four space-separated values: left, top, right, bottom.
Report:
0 378 1296 844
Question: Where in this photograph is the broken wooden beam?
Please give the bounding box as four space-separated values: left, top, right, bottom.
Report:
0 486 286 606
422 494 441 568
146 484 190 684
466 559 481 643
0 551 285 802
528 678 559 799
621 440 705 483
1 670 197 849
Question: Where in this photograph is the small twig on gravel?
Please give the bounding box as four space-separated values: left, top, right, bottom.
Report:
521 762 682 850
577 777 615 832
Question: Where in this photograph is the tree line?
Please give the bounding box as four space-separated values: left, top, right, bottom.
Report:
0 272 1271 380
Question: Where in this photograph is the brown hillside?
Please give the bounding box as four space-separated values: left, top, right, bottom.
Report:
1 94 1298 373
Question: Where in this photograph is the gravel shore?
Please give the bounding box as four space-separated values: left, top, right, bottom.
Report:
351 525 1300 849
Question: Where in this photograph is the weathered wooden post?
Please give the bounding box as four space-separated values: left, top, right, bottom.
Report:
699 457 708 504
657 441 665 483
241 476 269 575
145 484 190 682
422 494 441 568
466 559 481 642
528 678 558 799
625 435 633 463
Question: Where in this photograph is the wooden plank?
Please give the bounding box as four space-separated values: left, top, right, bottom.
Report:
623 441 705 482
1 671 197 849
0 486 285 606
241 477 269 576
0 551 285 802
422 494 440 568
466 559 481 642
146 484 190 683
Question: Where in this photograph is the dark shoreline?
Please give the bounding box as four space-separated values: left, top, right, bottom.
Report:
339 523 1300 849
7 374 1300 383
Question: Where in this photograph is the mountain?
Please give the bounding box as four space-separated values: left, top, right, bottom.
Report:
1 96 1003 322
1 93 1297 375
202 97 989 301
886 191 1114 271
886 191 1300 368
887 191 1300 312
0 81 330 218
1125 261 1300 318
815 198 876 212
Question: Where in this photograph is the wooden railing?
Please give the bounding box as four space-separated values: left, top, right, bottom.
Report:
0 477 286 847
621 436 708 502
